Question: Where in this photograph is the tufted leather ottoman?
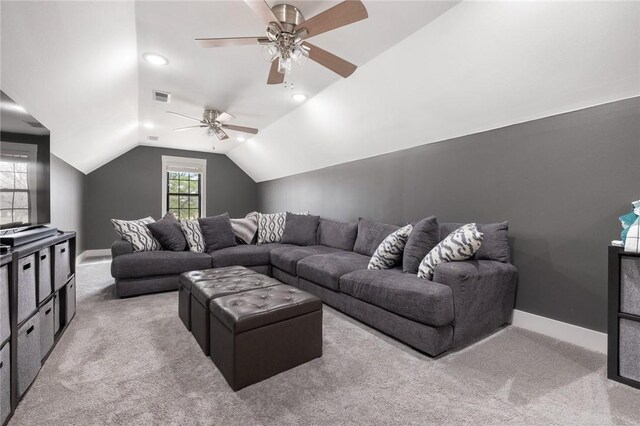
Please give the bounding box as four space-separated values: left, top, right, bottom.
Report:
180 266 282 355
209 284 322 391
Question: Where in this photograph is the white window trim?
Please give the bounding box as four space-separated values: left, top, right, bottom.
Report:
161 155 207 218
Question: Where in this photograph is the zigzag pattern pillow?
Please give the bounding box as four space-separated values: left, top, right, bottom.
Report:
418 223 483 279
256 212 286 244
368 224 413 270
111 217 160 252
179 219 206 253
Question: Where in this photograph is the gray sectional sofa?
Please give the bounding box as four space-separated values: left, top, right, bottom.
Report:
111 218 517 356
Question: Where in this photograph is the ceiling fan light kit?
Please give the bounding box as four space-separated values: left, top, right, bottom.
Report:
196 0 368 84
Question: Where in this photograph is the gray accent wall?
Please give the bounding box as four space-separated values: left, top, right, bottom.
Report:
258 98 640 332
50 154 86 252
84 146 258 250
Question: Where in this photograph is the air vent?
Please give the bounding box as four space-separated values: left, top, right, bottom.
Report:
24 121 44 128
153 90 171 103
148 136 159 141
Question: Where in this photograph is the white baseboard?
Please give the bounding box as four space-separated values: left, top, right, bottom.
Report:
512 309 607 354
77 249 111 263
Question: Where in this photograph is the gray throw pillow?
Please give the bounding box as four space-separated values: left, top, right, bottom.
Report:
439 221 510 262
353 218 399 257
281 212 320 246
402 216 440 274
368 224 413 270
198 213 237 252
317 219 358 251
147 213 187 251
111 216 160 252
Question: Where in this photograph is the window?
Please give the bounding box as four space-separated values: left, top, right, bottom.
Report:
0 143 37 227
167 171 201 220
161 156 206 220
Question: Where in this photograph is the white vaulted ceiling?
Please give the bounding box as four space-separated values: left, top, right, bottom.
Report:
1 0 458 173
1 1 638 178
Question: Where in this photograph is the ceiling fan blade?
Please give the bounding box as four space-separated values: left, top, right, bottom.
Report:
167 111 203 123
217 112 236 122
295 0 368 39
196 36 269 48
243 0 283 30
302 42 357 78
267 58 285 85
221 124 259 135
173 125 208 132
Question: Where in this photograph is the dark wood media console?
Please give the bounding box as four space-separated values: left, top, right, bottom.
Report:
0 231 76 425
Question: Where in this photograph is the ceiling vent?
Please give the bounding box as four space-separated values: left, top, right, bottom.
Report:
153 90 171 103
148 136 159 141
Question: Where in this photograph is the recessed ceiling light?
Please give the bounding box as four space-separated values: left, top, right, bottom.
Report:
291 93 307 102
142 122 155 129
237 136 246 142
143 53 169 65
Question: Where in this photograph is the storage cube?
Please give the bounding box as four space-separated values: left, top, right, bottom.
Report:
53 293 60 334
39 298 55 361
0 265 9 344
620 318 640 383
17 254 37 324
54 241 71 291
38 248 52 304
621 257 640 317
65 277 76 323
17 314 41 397
0 343 10 426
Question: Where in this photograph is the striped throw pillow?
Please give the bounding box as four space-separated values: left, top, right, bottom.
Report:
418 223 483 279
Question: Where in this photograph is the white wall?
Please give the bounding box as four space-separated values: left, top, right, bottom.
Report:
0 1 139 174
228 1 640 182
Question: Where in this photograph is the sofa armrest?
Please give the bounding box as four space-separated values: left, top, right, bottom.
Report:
111 240 134 259
433 260 517 349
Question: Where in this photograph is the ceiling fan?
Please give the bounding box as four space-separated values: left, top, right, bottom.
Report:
167 110 258 140
196 0 368 84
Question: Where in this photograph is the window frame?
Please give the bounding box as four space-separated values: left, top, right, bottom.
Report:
0 142 38 226
161 155 206 219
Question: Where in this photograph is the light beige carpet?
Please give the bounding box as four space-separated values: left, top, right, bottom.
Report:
9 260 640 425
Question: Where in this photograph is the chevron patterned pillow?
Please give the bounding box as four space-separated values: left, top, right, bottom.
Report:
111 217 161 252
368 224 413 270
418 223 483 279
179 219 206 253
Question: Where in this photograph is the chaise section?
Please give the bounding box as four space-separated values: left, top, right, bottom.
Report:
339 269 454 327
432 260 517 349
270 245 344 276
297 251 370 291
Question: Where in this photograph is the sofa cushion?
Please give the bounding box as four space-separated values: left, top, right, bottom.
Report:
317 219 358 251
353 218 399 257
440 222 510 262
339 269 454 327
281 212 320 246
403 216 440 274
271 245 344 275
297 251 370 291
199 213 237 252
111 251 212 280
209 243 293 268
368 224 413 270
147 213 187 252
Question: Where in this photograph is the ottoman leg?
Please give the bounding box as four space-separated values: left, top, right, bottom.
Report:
178 286 191 331
210 310 323 391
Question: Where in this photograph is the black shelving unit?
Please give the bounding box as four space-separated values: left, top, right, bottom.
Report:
608 245 640 390
0 231 76 426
